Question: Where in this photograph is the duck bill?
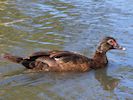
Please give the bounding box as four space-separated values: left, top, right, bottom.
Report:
114 44 126 50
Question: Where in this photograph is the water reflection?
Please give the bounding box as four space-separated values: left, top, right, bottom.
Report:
95 68 120 91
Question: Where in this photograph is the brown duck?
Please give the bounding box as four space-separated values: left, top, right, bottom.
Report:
3 37 125 72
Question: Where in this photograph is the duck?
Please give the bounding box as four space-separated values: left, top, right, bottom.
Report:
3 37 125 72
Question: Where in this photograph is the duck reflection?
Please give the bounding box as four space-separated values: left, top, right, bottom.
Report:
95 67 120 91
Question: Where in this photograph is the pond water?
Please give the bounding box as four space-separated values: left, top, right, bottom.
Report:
0 0 133 100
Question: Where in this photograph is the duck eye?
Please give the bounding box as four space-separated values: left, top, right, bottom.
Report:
107 39 115 45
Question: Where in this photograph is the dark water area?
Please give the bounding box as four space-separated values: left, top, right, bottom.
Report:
0 0 133 100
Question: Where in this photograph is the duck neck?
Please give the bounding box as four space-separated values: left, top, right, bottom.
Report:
91 50 108 69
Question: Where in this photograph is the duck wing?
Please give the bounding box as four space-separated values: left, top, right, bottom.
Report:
22 50 70 69
50 51 89 63
32 50 74 65
22 50 90 71
49 51 91 71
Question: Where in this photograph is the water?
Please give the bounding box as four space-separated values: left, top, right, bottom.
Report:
0 0 133 100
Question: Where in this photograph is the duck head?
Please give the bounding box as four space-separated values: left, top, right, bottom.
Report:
96 37 126 53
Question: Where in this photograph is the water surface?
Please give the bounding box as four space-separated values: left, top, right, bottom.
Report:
0 0 133 100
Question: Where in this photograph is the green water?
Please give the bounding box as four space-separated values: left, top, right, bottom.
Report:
0 0 133 100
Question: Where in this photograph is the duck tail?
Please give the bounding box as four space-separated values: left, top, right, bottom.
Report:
2 53 23 63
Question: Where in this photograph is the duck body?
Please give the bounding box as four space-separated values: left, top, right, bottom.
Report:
4 50 94 72
3 37 125 72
